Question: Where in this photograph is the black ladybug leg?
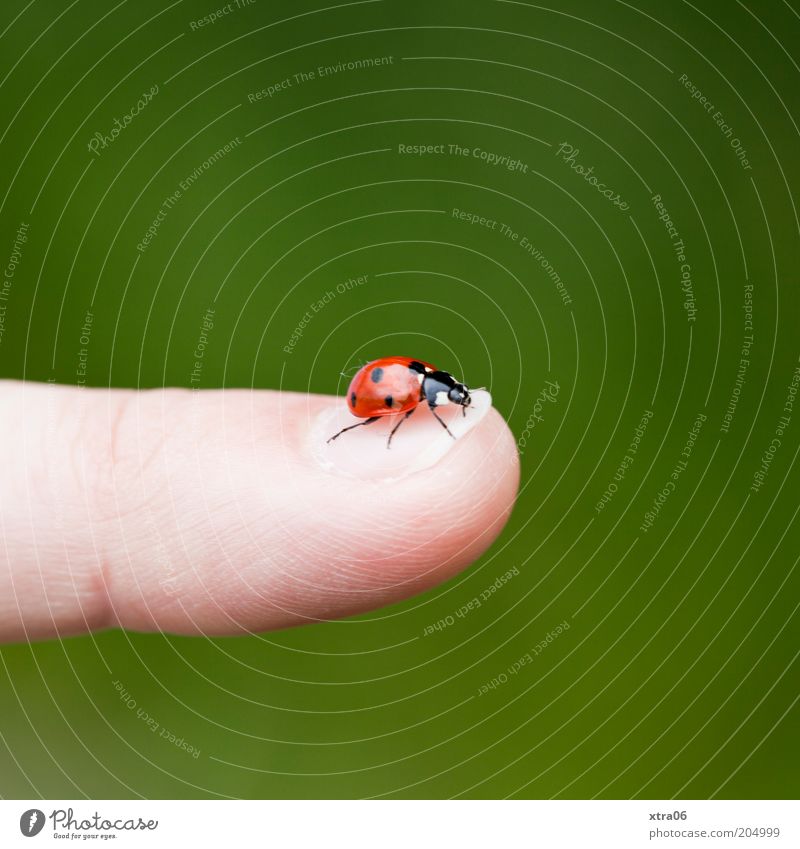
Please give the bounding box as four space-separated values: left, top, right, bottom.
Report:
386 408 415 449
327 416 380 443
429 405 456 439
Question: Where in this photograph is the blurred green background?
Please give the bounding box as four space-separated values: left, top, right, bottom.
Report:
0 0 798 799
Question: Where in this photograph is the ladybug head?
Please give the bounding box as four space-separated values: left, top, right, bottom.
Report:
447 382 471 408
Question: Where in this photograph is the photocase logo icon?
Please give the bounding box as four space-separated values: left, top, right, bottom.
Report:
19 809 46 837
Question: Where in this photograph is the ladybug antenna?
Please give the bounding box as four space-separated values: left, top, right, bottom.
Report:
463 386 485 415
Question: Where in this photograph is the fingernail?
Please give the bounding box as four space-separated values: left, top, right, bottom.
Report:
310 390 493 480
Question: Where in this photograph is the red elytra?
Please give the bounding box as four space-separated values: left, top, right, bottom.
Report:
328 356 473 448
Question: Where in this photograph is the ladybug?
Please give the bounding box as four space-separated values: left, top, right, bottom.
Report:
328 356 473 448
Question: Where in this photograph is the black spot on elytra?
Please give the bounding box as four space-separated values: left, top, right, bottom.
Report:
350 392 357 408
384 395 394 408
370 367 384 383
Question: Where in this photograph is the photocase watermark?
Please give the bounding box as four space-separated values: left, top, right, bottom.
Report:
477 620 571 695
136 137 242 253
114 679 201 758
554 143 630 211
19 809 45 837
283 274 368 354
720 282 753 433
136 500 180 596
20 806 158 836
451 207 572 306
595 409 654 513
514 232 572 307
452 207 500 231
651 194 696 322
87 84 159 156
76 310 94 387
190 306 216 388
422 567 519 635
678 73 752 170
517 379 560 454
639 411 706 532
0 221 28 346
749 355 799 494
247 55 394 102
188 0 255 31
398 142 529 173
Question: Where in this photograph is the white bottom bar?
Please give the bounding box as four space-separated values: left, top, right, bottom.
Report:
2 800 796 847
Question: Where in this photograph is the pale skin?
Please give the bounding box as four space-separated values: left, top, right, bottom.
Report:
0 381 520 642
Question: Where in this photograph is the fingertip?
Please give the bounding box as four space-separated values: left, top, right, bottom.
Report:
390 400 521 586
303 396 521 600
106 388 521 634
310 389 498 481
